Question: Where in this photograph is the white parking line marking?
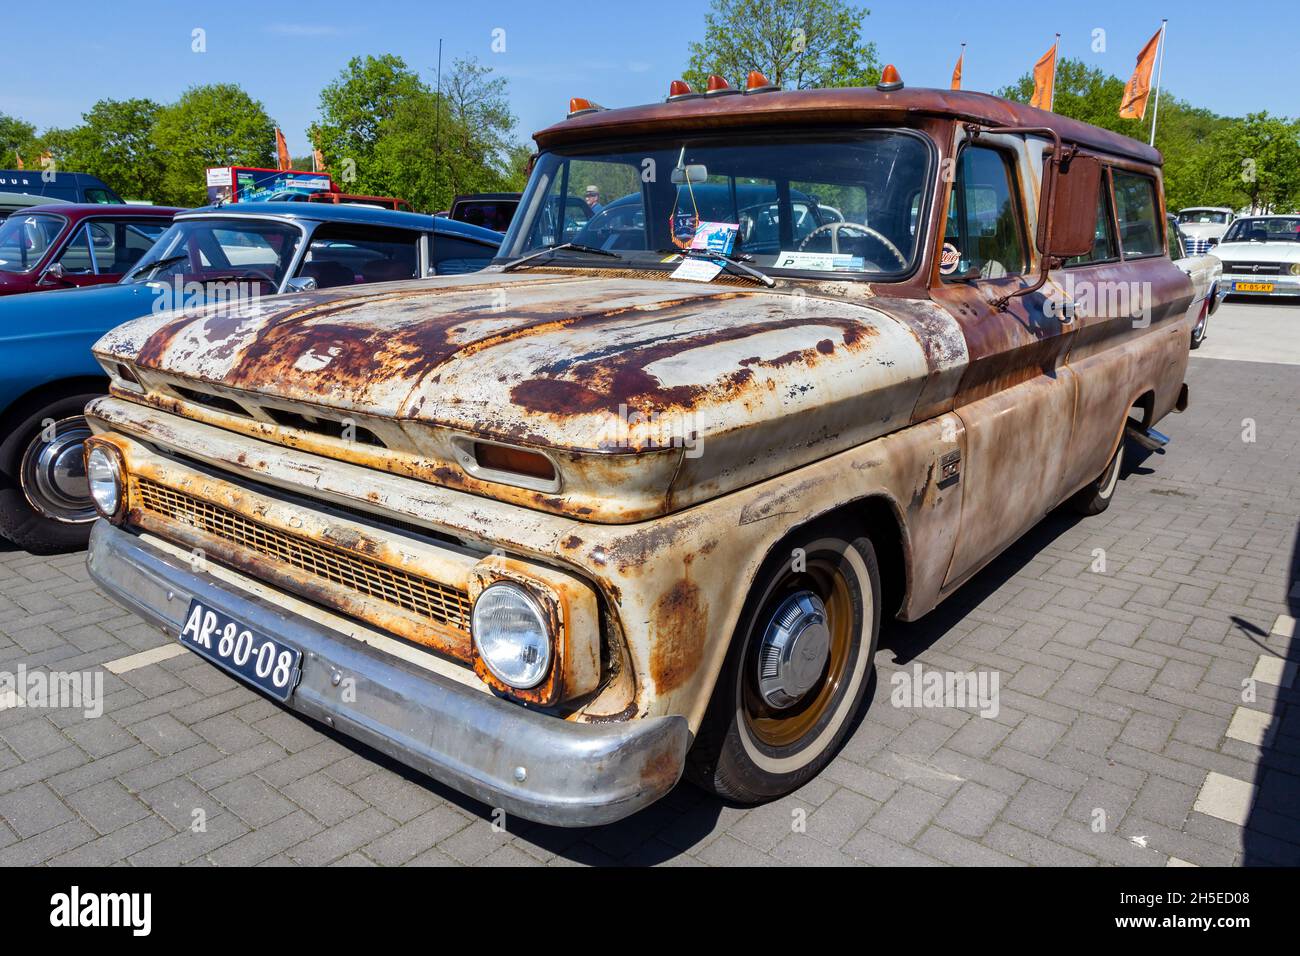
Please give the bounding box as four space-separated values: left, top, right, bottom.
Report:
1193 772 1258 826
1271 614 1296 639
1166 857 1198 867
1225 707 1275 747
1251 655 1297 689
104 643 187 675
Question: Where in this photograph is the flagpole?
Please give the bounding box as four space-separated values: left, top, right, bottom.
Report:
1148 19 1167 147
1050 33 1060 111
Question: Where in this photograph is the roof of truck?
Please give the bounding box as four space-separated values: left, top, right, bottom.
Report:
535 85 1162 166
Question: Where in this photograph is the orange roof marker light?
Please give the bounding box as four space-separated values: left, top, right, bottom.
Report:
567 97 606 118
877 64 904 92
704 74 740 96
666 80 701 102
743 70 779 94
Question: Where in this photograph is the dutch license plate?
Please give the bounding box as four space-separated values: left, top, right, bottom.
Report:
1234 281 1274 293
179 599 302 701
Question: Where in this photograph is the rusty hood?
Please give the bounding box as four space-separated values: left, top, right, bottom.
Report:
94 272 961 519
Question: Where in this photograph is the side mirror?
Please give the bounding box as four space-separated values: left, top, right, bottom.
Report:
1037 152 1103 260
38 262 68 285
283 276 318 293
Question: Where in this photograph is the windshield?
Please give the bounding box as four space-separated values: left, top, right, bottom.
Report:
1221 217 1300 243
499 130 932 280
123 217 303 290
1177 210 1229 225
0 213 66 273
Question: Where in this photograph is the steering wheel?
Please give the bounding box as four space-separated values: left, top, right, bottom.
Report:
797 222 907 267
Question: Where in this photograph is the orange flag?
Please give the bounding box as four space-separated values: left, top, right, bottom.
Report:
951 48 964 90
1029 39 1058 111
14 150 23 170
275 127 291 171
1119 26 1162 119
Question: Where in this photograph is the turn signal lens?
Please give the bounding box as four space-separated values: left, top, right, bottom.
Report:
473 442 556 481
705 74 738 96
567 97 604 118
877 64 903 91
744 70 778 94
666 79 699 101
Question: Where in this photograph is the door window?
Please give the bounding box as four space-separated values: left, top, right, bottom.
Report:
1112 170 1162 258
942 146 1027 281
1065 184 1119 266
56 223 97 274
300 224 420 288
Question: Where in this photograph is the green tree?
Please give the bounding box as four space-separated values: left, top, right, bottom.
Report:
0 112 37 167
1196 113 1300 214
684 0 881 92
310 53 524 212
152 84 276 206
53 99 165 201
311 54 426 191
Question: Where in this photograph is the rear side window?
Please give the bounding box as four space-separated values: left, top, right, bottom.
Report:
942 146 1027 281
433 236 497 275
1113 171 1162 258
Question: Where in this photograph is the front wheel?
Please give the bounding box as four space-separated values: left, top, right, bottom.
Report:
686 527 881 803
0 396 102 553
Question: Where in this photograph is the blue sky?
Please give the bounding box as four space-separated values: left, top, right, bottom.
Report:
6 0 1296 156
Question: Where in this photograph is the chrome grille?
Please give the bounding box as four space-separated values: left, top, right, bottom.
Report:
1220 262 1284 275
1184 237 1213 256
136 478 471 632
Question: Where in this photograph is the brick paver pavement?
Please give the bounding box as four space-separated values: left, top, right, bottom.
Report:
1 332 1297 865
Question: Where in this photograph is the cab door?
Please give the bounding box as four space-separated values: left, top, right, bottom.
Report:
930 133 1079 594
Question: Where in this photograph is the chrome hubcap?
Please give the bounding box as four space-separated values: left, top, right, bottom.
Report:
756 591 831 708
20 417 95 523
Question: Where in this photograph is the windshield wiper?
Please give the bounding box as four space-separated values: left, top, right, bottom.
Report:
127 252 190 281
662 247 776 288
501 242 622 273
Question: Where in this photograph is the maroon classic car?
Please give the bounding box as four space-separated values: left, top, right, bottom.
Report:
0 204 180 296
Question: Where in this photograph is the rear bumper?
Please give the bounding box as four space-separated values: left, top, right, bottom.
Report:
87 520 690 827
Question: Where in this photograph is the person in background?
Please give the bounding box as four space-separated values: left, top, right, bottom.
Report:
585 185 603 215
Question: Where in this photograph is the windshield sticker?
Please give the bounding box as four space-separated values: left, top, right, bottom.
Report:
939 243 961 276
689 222 739 256
670 257 725 282
773 251 865 271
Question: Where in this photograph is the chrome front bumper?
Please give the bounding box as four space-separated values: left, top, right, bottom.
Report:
1222 274 1300 296
87 521 690 828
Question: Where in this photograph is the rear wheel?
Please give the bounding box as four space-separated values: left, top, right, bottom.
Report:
1070 432 1125 516
0 395 101 553
687 526 881 803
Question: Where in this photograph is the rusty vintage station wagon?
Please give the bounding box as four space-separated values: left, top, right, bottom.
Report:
82 69 1194 825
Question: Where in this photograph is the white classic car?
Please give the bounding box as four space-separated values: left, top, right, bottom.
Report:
1169 214 1224 349
1176 206 1235 255
1213 215 1300 299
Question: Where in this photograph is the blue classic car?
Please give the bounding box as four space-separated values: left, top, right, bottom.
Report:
0 202 501 552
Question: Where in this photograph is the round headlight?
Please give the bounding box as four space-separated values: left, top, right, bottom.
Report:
86 446 122 519
1290 263 1300 276
471 582 553 690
